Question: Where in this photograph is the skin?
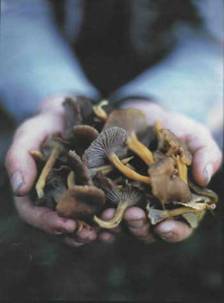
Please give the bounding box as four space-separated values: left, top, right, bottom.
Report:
5 97 222 246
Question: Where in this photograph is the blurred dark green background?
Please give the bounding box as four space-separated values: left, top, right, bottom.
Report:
0 109 223 302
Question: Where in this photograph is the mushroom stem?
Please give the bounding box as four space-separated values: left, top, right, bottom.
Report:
94 200 129 229
93 99 108 121
93 156 133 175
67 171 75 189
109 153 151 184
127 132 154 165
176 155 188 183
30 150 45 161
35 145 62 198
155 120 162 135
147 206 206 225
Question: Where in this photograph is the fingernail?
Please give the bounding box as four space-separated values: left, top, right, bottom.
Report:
204 163 213 184
157 221 175 240
10 171 24 193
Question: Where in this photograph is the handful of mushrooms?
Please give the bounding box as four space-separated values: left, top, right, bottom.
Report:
30 96 218 233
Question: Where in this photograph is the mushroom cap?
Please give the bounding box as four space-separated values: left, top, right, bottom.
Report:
148 157 192 204
83 127 128 168
56 185 105 219
70 125 99 155
67 150 92 185
157 128 192 165
104 108 148 135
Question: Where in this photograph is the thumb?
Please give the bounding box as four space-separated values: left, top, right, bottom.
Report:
5 113 64 195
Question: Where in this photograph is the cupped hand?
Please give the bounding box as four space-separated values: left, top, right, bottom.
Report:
120 100 222 243
5 96 99 247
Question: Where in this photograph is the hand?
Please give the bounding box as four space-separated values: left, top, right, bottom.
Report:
116 100 222 243
5 96 102 247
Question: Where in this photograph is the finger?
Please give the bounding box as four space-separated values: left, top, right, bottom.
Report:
184 129 222 186
154 219 193 243
14 196 76 235
5 113 64 195
100 208 121 233
124 206 146 227
124 207 155 242
75 225 98 243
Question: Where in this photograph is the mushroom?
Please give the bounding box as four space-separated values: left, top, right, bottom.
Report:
56 185 105 219
189 181 218 204
67 150 92 185
94 186 142 229
148 156 192 207
93 99 109 122
155 121 192 183
35 139 64 199
71 125 99 155
147 195 215 225
30 150 45 162
105 109 154 165
92 156 133 175
63 96 94 137
83 127 151 184
67 171 75 189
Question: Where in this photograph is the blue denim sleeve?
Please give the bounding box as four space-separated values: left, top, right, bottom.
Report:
111 26 223 126
0 0 99 122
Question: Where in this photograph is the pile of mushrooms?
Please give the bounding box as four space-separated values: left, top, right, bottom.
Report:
30 97 218 231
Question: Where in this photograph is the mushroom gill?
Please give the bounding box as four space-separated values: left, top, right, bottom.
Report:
83 127 151 184
94 186 142 229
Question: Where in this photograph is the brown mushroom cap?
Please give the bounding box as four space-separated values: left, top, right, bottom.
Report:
70 125 99 155
104 108 148 135
56 185 105 219
148 157 192 205
83 127 128 168
156 128 192 165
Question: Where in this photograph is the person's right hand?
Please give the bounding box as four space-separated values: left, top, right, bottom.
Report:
5 96 102 247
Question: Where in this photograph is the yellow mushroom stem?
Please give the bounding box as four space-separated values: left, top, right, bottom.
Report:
93 99 108 121
94 200 129 229
127 132 154 165
108 153 151 184
155 120 162 135
176 155 188 183
94 156 133 175
67 171 75 189
30 150 45 161
35 145 62 198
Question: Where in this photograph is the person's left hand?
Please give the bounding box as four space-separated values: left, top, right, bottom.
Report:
98 100 222 244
